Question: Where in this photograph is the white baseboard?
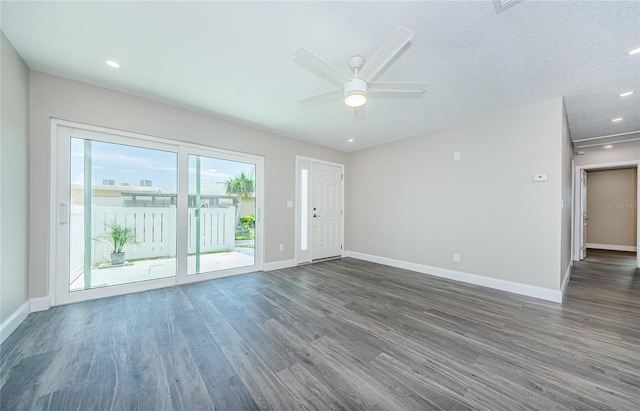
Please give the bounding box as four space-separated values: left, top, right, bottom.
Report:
0 301 30 344
263 259 297 272
560 262 572 301
30 296 51 312
0 295 52 345
587 243 637 252
344 251 563 303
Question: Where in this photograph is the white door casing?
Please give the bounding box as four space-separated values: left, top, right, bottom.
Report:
295 157 344 264
573 160 640 268
580 169 588 260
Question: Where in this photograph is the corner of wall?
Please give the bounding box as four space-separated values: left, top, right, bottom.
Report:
1 31 31 326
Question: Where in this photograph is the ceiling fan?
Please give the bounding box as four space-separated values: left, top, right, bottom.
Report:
294 27 427 108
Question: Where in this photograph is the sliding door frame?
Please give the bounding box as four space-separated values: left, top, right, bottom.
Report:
49 119 264 306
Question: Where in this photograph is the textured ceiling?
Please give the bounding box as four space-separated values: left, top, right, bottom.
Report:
1 1 639 152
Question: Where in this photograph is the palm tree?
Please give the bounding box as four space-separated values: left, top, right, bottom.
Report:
225 171 255 228
225 171 255 198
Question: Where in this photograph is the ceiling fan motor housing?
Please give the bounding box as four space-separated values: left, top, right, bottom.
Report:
344 78 368 97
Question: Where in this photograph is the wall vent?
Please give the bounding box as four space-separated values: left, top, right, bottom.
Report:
494 0 523 13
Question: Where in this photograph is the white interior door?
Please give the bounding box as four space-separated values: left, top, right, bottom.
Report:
580 169 588 260
311 162 343 260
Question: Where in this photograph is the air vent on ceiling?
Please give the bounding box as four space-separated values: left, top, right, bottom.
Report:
494 0 523 13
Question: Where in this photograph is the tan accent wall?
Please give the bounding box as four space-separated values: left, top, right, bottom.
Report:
586 168 637 247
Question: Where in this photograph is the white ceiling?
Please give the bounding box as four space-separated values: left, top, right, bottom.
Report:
2 1 639 152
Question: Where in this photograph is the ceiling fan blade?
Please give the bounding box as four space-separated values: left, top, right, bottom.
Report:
359 27 414 82
294 47 351 85
369 82 427 93
298 88 342 105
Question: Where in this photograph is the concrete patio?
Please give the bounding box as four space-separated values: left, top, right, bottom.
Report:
70 250 254 291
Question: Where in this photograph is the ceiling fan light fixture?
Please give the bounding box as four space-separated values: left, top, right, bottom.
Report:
344 79 368 108
344 92 367 108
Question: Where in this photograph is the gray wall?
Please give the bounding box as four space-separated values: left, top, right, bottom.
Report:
346 98 565 290
586 168 637 247
0 32 30 324
29 71 348 300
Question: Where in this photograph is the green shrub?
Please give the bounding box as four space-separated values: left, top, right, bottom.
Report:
239 214 255 232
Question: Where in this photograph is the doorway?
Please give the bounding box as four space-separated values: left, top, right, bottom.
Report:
295 156 344 264
50 120 264 305
574 161 639 268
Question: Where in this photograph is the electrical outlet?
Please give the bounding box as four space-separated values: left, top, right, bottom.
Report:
453 253 460 263
279 244 284 252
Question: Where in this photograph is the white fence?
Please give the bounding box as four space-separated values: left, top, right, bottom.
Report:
70 206 235 271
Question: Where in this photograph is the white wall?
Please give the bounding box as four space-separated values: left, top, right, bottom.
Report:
560 101 574 285
29 71 348 300
575 139 640 166
347 98 565 292
0 32 30 324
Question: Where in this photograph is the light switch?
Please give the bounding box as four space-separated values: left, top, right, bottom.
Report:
286 200 294 208
533 173 547 182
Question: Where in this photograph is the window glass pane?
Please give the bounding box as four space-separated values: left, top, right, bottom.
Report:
69 138 177 291
188 154 256 275
301 168 309 251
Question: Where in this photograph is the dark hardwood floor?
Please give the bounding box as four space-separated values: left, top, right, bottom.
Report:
1 256 639 410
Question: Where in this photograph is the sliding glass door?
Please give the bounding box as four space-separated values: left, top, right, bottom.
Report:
53 121 263 305
68 138 178 291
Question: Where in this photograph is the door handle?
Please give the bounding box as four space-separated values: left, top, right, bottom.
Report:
59 202 68 225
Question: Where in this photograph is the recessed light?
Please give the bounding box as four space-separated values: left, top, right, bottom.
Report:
105 59 120 68
611 117 623 122
575 151 586 155
619 91 634 97
627 47 640 56
347 138 354 143
603 145 613 149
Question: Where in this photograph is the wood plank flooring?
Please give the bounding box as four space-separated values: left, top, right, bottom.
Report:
585 249 637 267
1 256 639 410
